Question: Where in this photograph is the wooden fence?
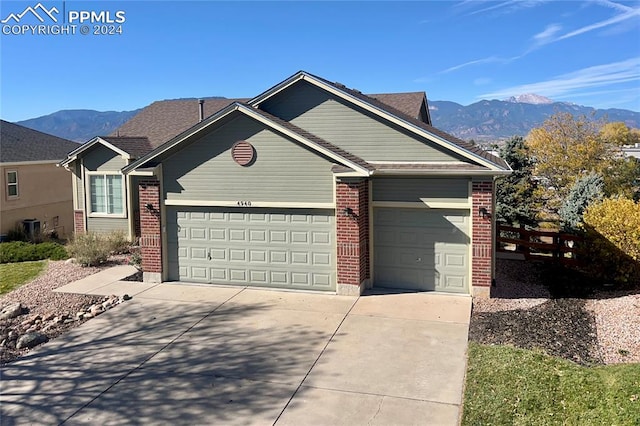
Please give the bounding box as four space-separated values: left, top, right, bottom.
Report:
496 224 583 265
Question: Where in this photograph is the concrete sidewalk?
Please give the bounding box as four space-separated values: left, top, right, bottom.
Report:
3 270 472 425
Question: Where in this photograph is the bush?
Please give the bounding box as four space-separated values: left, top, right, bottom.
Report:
0 241 68 263
67 233 111 266
67 231 133 266
106 230 131 254
580 197 640 284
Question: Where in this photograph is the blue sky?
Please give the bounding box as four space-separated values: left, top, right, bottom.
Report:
1 0 639 122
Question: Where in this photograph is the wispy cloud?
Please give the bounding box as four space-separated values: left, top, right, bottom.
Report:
448 0 639 72
555 6 640 41
532 23 562 47
478 57 640 100
461 0 548 17
438 56 507 74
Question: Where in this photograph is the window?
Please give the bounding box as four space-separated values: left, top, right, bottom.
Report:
6 171 18 198
89 174 124 215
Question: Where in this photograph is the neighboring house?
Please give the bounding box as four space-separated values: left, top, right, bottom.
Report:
622 143 640 159
61 71 510 297
0 120 80 238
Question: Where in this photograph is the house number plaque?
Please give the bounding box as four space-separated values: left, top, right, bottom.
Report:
237 201 252 207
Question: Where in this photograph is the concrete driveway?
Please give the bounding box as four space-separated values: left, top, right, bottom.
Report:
1 268 472 425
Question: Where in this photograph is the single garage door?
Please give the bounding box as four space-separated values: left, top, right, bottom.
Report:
374 208 470 293
166 207 336 291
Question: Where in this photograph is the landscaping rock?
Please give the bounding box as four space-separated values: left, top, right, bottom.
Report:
0 303 24 320
16 332 48 350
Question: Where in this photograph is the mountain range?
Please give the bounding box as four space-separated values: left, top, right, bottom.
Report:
12 96 640 144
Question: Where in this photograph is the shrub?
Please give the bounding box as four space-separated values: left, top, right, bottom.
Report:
0 241 68 263
67 233 111 266
580 197 640 284
106 230 131 254
67 230 133 266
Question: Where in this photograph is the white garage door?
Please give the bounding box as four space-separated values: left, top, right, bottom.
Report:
374 208 470 293
166 207 336 291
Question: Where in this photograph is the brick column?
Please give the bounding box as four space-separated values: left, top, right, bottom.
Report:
139 178 162 283
73 210 85 235
472 179 493 296
336 178 369 296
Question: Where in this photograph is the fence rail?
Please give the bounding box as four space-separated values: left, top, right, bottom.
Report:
496 224 582 265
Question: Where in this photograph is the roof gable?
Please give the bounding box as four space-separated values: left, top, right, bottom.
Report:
123 103 371 176
59 136 152 168
0 120 80 163
250 71 509 171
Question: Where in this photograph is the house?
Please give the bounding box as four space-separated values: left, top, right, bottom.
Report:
0 120 80 239
61 71 511 296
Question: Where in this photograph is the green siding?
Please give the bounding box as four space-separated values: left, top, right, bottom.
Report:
74 162 83 208
163 114 335 204
373 178 469 204
83 144 127 172
260 81 470 163
86 216 128 233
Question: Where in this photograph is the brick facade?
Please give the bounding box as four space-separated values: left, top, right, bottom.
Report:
73 210 84 234
139 179 162 282
472 179 494 292
335 178 369 295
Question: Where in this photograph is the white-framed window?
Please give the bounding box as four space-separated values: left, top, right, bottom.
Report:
6 170 18 198
88 173 125 216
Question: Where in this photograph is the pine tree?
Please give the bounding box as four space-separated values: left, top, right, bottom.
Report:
495 136 538 226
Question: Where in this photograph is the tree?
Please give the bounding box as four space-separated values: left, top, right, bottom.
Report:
527 113 640 219
495 136 538 226
558 173 603 232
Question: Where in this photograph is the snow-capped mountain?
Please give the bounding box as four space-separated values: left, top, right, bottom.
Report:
505 94 554 105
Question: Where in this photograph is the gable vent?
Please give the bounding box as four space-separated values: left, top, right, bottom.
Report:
231 141 255 166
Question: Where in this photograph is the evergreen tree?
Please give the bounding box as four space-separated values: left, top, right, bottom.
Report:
495 136 538 226
559 173 604 232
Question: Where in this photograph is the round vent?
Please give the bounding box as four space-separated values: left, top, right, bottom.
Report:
231 141 255 166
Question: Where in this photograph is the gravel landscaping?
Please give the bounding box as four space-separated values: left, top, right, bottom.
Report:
471 258 640 365
0 257 130 365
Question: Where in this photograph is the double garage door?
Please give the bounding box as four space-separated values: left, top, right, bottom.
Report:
166 207 336 291
374 208 470 293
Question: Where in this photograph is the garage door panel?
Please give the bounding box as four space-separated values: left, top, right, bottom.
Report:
167 207 335 291
374 208 469 293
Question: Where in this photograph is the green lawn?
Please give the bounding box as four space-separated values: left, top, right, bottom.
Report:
0 261 47 295
463 343 640 425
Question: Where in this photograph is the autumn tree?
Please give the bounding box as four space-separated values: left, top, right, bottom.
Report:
527 113 640 218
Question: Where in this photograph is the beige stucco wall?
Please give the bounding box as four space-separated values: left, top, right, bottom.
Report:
0 162 73 238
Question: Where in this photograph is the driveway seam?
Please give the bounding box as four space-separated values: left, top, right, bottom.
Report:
272 296 360 425
293 384 463 407
60 288 248 425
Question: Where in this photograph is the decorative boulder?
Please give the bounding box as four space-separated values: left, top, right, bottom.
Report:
16 332 48 349
0 303 24 320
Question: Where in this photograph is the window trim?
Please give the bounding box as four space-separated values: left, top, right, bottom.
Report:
85 171 127 218
6 170 18 199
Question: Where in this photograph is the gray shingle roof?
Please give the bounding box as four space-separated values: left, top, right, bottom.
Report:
99 136 153 159
368 92 426 121
1 120 80 163
113 98 248 148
